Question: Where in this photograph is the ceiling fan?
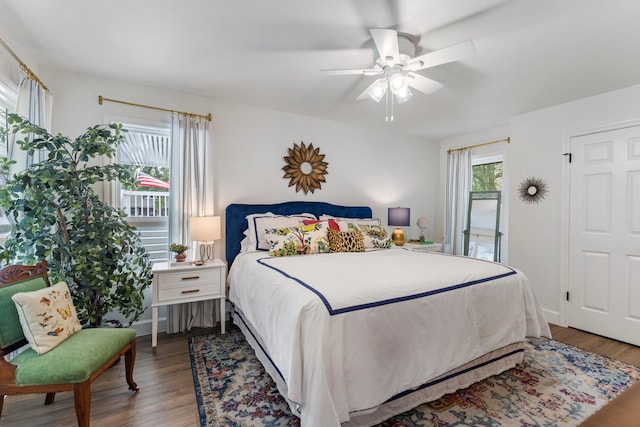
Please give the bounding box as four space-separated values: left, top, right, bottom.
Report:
322 28 475 121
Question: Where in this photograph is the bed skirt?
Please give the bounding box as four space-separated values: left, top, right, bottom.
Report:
234 311 525 427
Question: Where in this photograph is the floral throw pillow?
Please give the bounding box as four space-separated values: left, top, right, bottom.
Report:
343 223 393 249
327 229 365 253
303 218 340 231
265 223 330 256
12 281 82 355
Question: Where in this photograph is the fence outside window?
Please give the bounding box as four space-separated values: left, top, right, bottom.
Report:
121 190 169 218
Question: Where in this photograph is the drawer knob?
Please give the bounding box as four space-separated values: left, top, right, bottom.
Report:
181 289 200 294
181 276 200 281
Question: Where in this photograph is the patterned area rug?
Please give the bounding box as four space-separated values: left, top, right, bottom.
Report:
189 329 640 426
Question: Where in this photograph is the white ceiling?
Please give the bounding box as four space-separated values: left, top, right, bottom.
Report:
1 0 640 140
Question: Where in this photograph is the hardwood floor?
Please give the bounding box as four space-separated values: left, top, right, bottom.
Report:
548 324 640 367
1 328 213 427
1 324 639 426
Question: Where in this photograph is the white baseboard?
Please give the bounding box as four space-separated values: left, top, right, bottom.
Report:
543 308 563 327
129 317 166 337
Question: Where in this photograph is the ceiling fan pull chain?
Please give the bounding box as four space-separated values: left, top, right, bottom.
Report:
385 89 390 122
389 92 395 122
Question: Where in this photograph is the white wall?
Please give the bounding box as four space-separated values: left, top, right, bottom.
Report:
213 99 441 243
41 67 440 334
441 83 640 326
0 27 40 88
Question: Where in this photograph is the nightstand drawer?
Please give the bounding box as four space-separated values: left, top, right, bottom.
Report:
157 271 222 301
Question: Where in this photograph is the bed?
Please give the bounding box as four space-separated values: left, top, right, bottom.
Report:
226 201 551 427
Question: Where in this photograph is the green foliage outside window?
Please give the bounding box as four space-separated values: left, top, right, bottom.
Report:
472 162 503 191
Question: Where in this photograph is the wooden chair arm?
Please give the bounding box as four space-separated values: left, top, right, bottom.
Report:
0 356 17 385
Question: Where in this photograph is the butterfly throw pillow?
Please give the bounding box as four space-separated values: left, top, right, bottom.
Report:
12 281 82 355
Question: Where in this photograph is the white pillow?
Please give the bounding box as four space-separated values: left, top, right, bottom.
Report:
246 213 315 251
243 212 275 252
239 235 252 253
12 281 82 355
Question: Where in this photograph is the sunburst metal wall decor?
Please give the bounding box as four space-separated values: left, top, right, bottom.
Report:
282 141 329 194
518 176 548 204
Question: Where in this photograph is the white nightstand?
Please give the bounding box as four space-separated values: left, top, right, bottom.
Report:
402 242 443 252
151 259 227 348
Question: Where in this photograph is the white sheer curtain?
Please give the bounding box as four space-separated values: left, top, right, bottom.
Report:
444 149 471 255
11 77 52 169
166 113 216 333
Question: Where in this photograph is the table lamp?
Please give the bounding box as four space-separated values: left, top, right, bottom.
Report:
388 207 410 246
190 216 221 264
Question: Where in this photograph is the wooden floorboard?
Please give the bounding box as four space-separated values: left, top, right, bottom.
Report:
1 323 639 426
548 323 640 367
1 327 214 427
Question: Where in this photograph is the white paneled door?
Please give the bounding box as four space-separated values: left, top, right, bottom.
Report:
568 125 640 345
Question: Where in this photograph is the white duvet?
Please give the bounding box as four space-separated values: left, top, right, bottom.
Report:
228 248 551 426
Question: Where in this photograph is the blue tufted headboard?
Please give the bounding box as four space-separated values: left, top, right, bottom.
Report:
225 201 372 265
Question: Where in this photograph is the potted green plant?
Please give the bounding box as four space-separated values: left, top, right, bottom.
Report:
0 114 152 327
168 243 189 262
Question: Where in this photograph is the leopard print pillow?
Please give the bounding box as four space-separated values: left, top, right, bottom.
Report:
328 229 365 253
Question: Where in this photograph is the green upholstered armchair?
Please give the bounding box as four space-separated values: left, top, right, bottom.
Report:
0 261 139 426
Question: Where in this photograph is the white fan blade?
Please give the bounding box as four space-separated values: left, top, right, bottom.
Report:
321 68 381 76
406 72 444 95
370 28 399 64
406 39 475 71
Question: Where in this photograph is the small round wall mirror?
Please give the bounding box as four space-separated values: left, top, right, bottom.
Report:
300 162 312 175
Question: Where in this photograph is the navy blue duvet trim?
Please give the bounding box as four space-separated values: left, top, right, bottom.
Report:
257 258 335 313
257 257 517 316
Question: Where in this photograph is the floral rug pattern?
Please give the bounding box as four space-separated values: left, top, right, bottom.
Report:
189 330 640 427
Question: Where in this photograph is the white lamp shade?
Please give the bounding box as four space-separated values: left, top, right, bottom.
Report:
190 216 221 241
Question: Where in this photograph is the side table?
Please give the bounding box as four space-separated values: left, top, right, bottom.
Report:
151 259 226 348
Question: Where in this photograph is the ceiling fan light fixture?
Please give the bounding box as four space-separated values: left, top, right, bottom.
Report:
388 72 407 92
394 86 413 104
388 72 412 103
366 78 388 103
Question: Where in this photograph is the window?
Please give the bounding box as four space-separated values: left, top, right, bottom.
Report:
0 75 17 157
114 123 171 262
465 154 505 262
0 74 18 235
